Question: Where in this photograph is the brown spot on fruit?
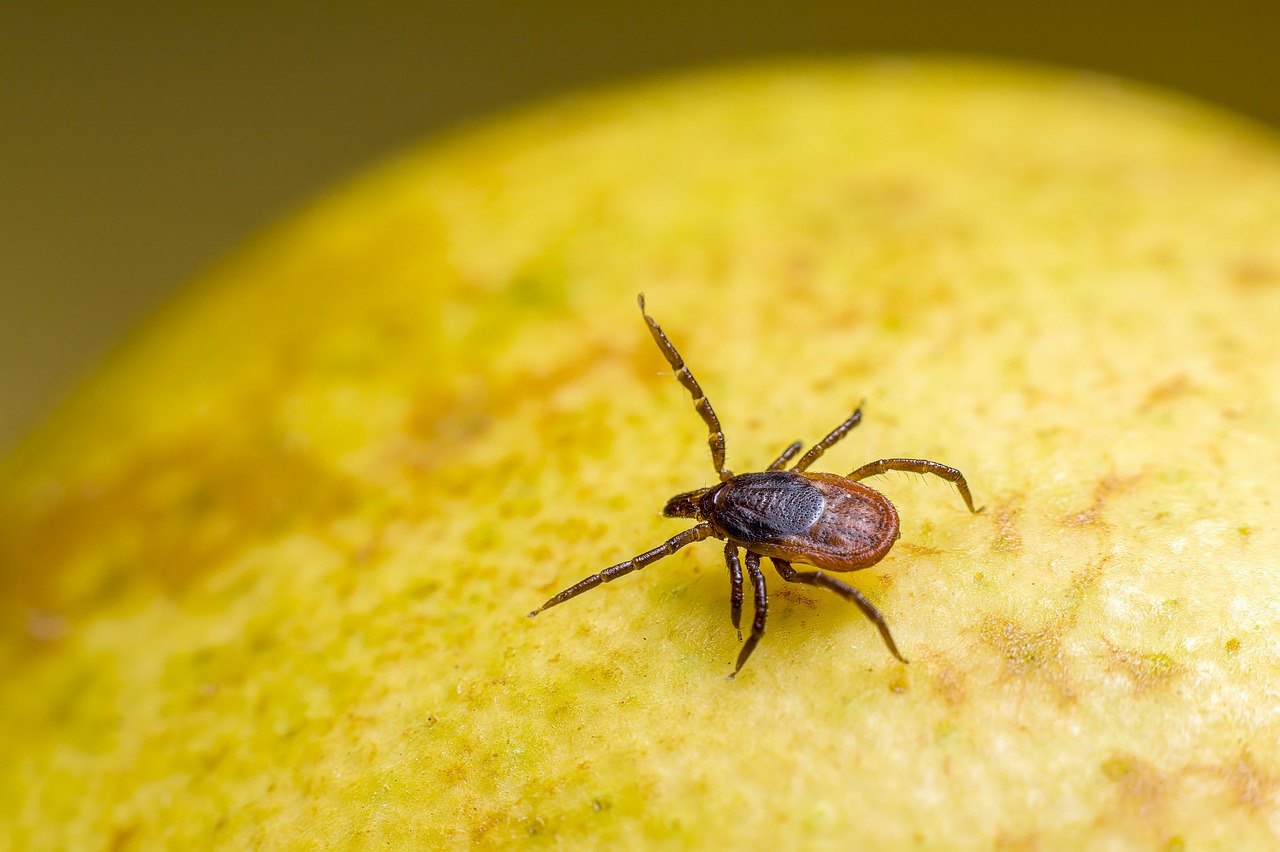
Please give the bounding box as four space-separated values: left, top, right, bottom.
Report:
1227 256 1280 290
1061 473 1142 528
979 615 1074 702
1104 640 1183 694
930 660 968 707
1217 750 1280 812
990 495 1023 552
1140 374 1191 411
897 542 943 558
0 424 358 625
773 586 820 609
1100 753 1169 819
994 831 1040 851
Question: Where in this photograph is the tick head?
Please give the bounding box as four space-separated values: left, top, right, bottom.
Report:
663 486 712 519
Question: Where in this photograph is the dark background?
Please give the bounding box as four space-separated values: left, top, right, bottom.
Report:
3 2 1278 451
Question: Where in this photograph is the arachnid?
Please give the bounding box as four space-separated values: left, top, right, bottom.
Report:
529 295 982 678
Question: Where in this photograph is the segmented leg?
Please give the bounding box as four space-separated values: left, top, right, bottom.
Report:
638 294 732 482
793 407 864 472
771 558 907 663
847 457 982 513
730 552 768 679
528 523 714 616
767 440 803 471
723 542 744 639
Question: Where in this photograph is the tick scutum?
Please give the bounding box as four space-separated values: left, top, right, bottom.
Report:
710 471 825 543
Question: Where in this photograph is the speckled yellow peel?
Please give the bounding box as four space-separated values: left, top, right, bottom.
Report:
3 60 1280 848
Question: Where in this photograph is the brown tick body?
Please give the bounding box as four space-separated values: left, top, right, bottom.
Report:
529 295 981 678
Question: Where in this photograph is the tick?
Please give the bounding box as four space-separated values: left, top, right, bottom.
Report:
529 295 982 678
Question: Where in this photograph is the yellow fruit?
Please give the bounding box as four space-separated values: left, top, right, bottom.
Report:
4 60 1280 847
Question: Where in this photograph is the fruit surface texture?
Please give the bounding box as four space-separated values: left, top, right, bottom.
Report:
3 61 1280 848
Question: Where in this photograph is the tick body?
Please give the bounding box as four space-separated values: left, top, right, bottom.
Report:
696 471 899 571
529 295 982 678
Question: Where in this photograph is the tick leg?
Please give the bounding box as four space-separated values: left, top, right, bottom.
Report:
528 523 714 616
723 542 744 639
846 458 982 513
771 558 907 663
793 407 864 472
638 294 732 482
767 440 803 471
730 552 768 679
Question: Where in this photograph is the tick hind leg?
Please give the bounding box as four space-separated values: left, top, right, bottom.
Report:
771 558 906 663
730 552 768 679
723 542 744 640
847 458 982 513
792 407 864 472
637 294 732 482
528 524 714 616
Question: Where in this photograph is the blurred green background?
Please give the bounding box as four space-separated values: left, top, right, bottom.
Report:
2 1 1277 452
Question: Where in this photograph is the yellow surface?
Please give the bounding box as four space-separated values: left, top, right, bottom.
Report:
4 60 1280 848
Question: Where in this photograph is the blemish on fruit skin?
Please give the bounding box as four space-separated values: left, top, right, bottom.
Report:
1062 556 1108 611
977 558 1107 702
1227 255 1280 291
507 256 569 310
930 661 967 707
1100 752 1169 820
108 821 140 852
1139 374 1191 411
980 615 1074 701
0 426 358 625
1060 473 1142 528
774 585 821 609
994 830 1038 851
1225 637 1241 653
897 542 943 558
990 495 1023 552
933 720 957 744
25 609 67 642
1215 750 1280 812
1103 640 1183 694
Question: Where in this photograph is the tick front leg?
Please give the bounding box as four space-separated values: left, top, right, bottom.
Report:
637 294 733 482
730 552 768 679
528 523 714 616
767 440 803 471
771 558 907 663
723 542 744 639
793 407 864 472
847 457 982 513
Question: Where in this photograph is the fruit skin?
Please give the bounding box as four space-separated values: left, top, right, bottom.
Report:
4 59 1280 848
